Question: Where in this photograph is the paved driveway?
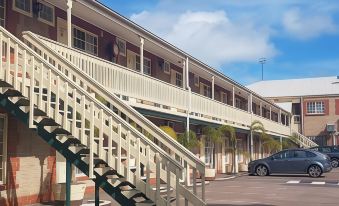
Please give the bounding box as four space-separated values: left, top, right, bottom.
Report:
205 168 339 206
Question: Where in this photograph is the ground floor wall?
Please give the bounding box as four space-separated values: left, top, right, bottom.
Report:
0 108 56 206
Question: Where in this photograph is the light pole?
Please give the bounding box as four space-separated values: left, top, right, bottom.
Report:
259 58 266 81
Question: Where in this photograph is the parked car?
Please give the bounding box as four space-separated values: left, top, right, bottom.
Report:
248 149 332 178
310 146 339 168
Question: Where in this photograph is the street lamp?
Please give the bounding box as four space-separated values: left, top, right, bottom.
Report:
259 58 266 81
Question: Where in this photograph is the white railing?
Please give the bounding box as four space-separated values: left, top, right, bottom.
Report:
31 34 292 137
292 131 318 148
0 27 205 205
22 31 206 204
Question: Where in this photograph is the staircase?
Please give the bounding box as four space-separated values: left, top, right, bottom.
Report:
0 26 206 206
292 130 318 148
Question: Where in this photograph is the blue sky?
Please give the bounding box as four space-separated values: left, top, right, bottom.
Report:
100 0 339 85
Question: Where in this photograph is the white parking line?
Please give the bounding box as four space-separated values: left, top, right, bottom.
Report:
286 180 300 184
311 181 325 185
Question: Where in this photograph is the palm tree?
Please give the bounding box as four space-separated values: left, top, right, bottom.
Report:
202 126 222 169
177 130 200 150
250 120 267 159
218 125 237 174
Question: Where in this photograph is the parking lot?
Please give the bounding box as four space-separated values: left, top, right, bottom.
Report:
205 168 339 206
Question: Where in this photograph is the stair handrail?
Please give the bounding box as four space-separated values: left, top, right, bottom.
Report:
22 31 206 195
0 26 205 205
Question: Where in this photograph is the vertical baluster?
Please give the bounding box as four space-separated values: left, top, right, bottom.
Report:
89 102 94 178
201 172 206 201
81 96 86 143
136 138 141 180
6 37 10 83
29 56 35 129
175 169 180 206
55 76 60 123
98 109 104 159
155 153 161 205
166 161 171 206
46 69 52 117
13 44 18 90
108 116 113 166
72 89 77 136
63 82 69 130
117 124 122 174
38 63 43 110
193 168 197 195
22 50 27 96
0 33 3 79
146 145 151 198
126 131 131 182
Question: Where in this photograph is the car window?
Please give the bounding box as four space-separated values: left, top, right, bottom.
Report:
311 147 319 151
273 150 293 159
293 150 307 158
306 151 317 158
322 147 331 153
331 147 339 152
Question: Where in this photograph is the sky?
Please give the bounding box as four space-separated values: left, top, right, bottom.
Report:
100 0 339 85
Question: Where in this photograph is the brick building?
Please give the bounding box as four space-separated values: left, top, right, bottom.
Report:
248 76 339 146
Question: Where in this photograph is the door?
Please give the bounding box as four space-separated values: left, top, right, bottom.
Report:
288 150 310 173
57 17 68 45
127 50 136 70
268 150 294 173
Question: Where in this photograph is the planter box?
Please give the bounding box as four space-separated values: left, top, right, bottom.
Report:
53 182 86 205
205 168 216 181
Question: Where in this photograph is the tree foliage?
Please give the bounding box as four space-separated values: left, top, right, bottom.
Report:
177 130 201 149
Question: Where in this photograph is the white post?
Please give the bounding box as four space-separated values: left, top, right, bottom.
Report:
279 109 282 123
232 86 235 107
185 57 191 188
248 93 252 113
140 37 144 74
260 102 263 117
211 76 215 99
67 0 73 47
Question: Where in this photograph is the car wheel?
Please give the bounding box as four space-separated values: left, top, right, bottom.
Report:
308 165 322 178
255 165 268 176
331 159 339 168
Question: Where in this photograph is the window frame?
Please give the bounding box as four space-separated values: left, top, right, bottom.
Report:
72 25 98 56
37 1 55 27
12 0 32 17
173 70 183 87
136 55 151 75
163 61 170 74
194 74 199 87
0 114 8 185
0 0 6 27
116 38 126 57
306 101 325 115
200 83 211 98
204 137 214 166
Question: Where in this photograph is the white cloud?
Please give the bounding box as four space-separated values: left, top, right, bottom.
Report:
282 8 338 40
131 10 277 68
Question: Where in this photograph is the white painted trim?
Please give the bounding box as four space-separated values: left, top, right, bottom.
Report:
37 0 55 27
164 60 170 74
0 114 8 185
72 25 98 56
116 37 126 57
12 0 33 18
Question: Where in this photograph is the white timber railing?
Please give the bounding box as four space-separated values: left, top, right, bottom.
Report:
292 131 318 148
30 33 292 137
0 27 206 205
22 31 206 204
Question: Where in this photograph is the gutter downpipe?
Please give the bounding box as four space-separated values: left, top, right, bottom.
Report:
185 57 191 190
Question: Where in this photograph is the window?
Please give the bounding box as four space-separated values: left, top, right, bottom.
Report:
205 137 213 166
293 115 300 124
0 114 7 184
221 92 227 104
306 151 317 158
194 74 199 87
306 101 325 114
272 150 293 159
116 38 126 57
13 0 32 17
201 83 211 98
164 61 170 74
73 27 98 55
319 147 331 153
175 72 183 87
0 0 5 27
136 56 151 75
37 1 54 26
293 150 307 158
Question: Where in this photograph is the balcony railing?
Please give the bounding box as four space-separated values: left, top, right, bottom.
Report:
29 34 292 136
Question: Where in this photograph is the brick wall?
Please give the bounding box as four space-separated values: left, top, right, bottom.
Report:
0 109 56 206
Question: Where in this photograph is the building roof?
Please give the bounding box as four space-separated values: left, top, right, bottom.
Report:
247 76 339 97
